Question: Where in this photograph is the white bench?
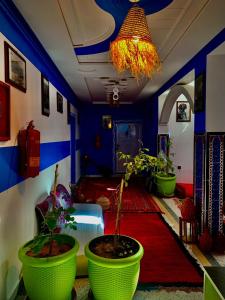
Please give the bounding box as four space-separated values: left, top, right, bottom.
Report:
62 203 104 276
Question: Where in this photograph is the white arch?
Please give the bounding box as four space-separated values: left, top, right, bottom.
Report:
159 85 194 127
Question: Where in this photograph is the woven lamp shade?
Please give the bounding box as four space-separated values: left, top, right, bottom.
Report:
110 5 161 78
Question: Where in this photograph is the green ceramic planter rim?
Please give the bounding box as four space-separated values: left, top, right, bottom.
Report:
155 173 176 181
18 234 79 268
85 234 144 268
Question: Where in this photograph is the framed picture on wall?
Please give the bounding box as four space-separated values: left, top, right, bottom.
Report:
102 115 112 129
194 72 205 113
0 81 10 141
41 75 50 117
176 101 191 122
4 41 26 93
157 134 169 156
57 92 63 113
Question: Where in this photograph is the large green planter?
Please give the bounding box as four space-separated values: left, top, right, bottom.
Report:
155 173 176 197
18 234 79 300
85 235 144 300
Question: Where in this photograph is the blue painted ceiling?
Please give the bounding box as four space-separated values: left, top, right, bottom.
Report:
75 0 173 55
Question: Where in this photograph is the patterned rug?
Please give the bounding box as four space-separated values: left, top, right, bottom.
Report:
104 212 203 285
78 177 162 213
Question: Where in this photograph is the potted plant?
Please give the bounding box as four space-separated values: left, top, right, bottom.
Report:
154 139 176 197
85 177 144 300
18 165 79 300
117 143 158 188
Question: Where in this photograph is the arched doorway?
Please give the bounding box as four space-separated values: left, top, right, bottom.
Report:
158 83 195 195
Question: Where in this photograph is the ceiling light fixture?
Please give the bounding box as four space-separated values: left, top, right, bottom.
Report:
107 86 120 107
110 0 161 79
113 86 119 101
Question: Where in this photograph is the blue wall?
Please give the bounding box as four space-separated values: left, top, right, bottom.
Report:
142 97 158 155
79 103 156 175
75 0 172 55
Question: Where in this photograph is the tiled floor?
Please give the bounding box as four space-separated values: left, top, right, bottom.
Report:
157 196 225 267
74 278 203 300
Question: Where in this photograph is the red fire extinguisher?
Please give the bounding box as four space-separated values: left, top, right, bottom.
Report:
18 121 40 178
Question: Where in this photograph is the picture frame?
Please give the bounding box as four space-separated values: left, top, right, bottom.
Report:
4 41 26 93
194 72 205 113
57 92 63 113
176 101 191 122
0 81 10 141
102 115 112 129
41 75 50 117
157 134 169 156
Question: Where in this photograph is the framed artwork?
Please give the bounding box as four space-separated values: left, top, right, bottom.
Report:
194 72 205 113
157 134 169 156
102 115 112 129
41 75 50 116
4 41 26 92
67 101 70 124
57 92 63 113
176 101 191 122
0 81 10 141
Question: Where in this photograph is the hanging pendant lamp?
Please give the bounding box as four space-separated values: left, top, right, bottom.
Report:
110 1 161 79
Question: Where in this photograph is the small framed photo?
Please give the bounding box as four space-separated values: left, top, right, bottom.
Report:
194 72 205 113
67 101 70 124
57 92 63 113
102 115 112 129
41 75 50 117
4 41 26 92
0 81 10 141
176 101 191 122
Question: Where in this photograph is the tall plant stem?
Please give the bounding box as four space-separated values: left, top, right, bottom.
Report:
52 164 59 210
115 178 124 236
49 164 59 256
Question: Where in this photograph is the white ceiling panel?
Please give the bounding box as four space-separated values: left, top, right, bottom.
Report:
13 0 225 104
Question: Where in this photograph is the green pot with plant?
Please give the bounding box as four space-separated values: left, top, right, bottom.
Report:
118 144 158 188
85 178 144 300
154 143 176 197
18 165 79 300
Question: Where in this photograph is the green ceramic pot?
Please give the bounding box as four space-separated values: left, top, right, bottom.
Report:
155 173 176 197
18 234 79 300
85 235 144 300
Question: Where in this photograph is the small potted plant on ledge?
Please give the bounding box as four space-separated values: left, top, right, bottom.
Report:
154 139 176 197
18 165 79 300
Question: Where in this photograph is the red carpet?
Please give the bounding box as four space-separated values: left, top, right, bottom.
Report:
104 212 203 286
79 177 162 213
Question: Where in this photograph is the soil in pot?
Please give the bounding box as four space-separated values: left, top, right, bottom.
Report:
89 235 139 259
26 235 73 258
